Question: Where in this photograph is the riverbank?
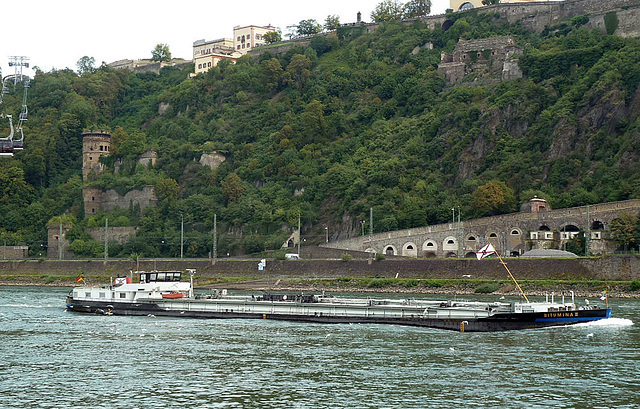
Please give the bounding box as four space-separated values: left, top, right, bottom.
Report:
2 274 639 299
1 256 639 298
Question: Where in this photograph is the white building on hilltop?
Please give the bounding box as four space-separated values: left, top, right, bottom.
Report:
233 24 276 53
192 38 239 76
192 24 277 76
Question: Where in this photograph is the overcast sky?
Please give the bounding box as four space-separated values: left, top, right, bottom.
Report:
1 0 449 78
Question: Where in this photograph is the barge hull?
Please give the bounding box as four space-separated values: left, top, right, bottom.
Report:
66 298 611 332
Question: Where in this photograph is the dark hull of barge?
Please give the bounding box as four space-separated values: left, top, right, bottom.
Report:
65 298 611 332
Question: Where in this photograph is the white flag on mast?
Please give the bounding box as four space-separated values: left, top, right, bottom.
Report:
476 243 496 260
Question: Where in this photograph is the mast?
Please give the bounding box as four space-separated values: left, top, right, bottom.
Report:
479 243 529 302
495 250 529 303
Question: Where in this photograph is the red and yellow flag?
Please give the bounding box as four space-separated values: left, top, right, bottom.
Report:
75 275 83 283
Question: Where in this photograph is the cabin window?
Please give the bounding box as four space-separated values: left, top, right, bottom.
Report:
85 292 91 298
150 273 157 281
99 292 106 299
119 293 126 299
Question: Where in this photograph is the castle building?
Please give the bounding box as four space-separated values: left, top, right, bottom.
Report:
82 130 111 181
192 24 276 76
451 0 549 12
233 24 276 53
192 38 238 76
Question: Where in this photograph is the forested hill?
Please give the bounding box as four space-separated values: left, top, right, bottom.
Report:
1 9 640 257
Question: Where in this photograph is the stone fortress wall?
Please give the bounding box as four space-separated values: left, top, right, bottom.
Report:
322 199 640 258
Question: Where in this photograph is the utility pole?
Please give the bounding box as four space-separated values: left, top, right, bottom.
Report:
297 211 301 256
457 207 461 258
369 207 373 243
212 213 217 265
59 222 63 260
180 214 184 259
585 205 590 257
104 217 108 262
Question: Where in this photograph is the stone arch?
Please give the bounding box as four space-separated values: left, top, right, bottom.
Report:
488 232 498 238
384 245 397 256
465 252 476 258
443 236 457 252
445 252 457 258
539 224 551 231
466 234 477 242
422 240 438 253
592 220 605 230
560 224 581 240
561 224 580 232
424 251 437 259
402 242 418 257
458 2 474 11
510 228 522 236
442 19 454 31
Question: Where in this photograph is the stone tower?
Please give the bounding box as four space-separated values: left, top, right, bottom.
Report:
82 130 111 181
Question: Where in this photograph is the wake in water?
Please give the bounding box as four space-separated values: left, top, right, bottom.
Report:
572 318 634 328
0 304 52 308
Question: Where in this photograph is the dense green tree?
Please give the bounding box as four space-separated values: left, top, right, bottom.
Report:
151 44 172 62
76 56 96 75
221 173 245 204
261 58 289 91
471 180 516 217
371 0 404 22
286 54 313 89
324 15 341 31
263 29 282 44
293 19 323 37
403 0 431 18
608 212 638 251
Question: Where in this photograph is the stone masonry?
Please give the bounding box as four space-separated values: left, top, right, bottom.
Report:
322 199 640 258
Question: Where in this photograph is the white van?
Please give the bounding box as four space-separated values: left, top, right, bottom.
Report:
285 253 300 260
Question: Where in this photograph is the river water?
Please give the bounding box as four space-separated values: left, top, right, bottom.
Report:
0 286 638 409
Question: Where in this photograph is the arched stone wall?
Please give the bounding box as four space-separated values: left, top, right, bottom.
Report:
384 245 397 256
422 240 438 257
402 242 418 257
443 236 457 253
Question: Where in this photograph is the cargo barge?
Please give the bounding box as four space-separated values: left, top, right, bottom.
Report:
66 269 611 332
